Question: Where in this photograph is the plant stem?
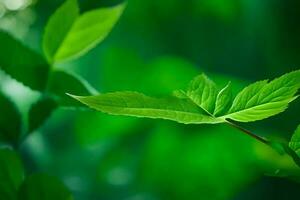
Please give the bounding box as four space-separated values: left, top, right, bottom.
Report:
225 118 269 145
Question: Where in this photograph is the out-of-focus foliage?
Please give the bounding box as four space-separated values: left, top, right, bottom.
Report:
0 149 24 200
0 31 49 91
28 97 57 133
0 92 21 144
0 0 300 200
18 173 73 200
289 124 300 155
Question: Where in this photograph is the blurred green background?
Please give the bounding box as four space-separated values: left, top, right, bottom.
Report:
0 0 300 199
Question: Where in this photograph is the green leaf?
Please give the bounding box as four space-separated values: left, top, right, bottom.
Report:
186 74 218 114
69 91 223 124
0 31 49 91
214 82 232 116
28 97 58 133
71 70 300 125
0 92 22 144
48 70 96 107
289 124 300 155
223 70 300 122
18 173 73 200
0 148 24 200
42 0 79 63
173 90 188 99
43 0 125 63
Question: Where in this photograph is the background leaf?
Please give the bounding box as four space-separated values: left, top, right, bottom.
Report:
18 173 73 200
0 148 24 200
289 124 300 155
42 0 79 63
0 31 49 91
54 3 125 62
43 0 125 63
0 92 22 145
28 97 58 133
48 70 96 107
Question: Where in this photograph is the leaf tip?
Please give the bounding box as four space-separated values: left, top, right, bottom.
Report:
66 93 81 100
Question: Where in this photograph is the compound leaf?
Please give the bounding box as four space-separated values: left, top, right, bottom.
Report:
69 91 223 124
70 70 300 125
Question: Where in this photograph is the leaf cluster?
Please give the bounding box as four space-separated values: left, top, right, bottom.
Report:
0 0 125 198
0 0 125 145
71 70 300 124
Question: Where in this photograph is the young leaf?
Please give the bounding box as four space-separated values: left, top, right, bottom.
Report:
48 70 96 107
68 91 223 124
0 92 22 145
18 173 73 200
214 82 232 116
42 0 79 63
186 74 218 114
289 124 300 155
0 149 24 200
43 0 125 63
222 70 300 122
0 31 49 91
173 90 188 99
28 97 58 133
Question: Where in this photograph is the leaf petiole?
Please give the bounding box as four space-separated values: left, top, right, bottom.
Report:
225 118 269 144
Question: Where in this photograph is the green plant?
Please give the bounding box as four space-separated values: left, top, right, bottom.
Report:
70 70 300 174
1 0 299 199
0 0 125 199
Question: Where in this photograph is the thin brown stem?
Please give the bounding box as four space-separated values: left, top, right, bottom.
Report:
225 118 269 145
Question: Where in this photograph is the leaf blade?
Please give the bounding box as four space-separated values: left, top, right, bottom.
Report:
42 0 79 63
54 3 125 62
69 92 223 124
222 70 300 122
0 149 24 200
0 92 22 145
186 74 218 114
48 70 96 107
214 82 232 116
0 31 49 91
43 0 125 63
289 124 300 155
28 97 58 133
